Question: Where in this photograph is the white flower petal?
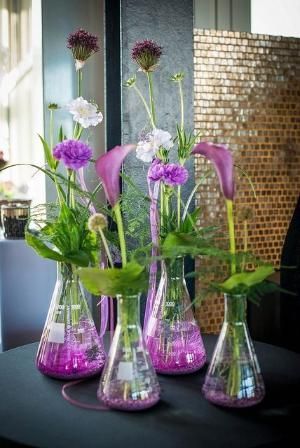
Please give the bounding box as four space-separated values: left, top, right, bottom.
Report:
136 141 155 163
66 97 103 128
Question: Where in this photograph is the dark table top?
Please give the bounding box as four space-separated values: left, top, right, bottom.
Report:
0 335 300 448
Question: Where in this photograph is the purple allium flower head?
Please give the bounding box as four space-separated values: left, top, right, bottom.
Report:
148 159 165 182
131 39 163 72
163 163 189 186
67 28 100 62
53 139 92 170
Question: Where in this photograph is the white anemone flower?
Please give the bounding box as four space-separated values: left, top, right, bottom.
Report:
136 128 173 163
66 97 103 128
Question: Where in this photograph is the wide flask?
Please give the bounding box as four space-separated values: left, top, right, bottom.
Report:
36 263 106 379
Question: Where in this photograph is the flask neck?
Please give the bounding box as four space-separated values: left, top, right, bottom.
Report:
224 293 247 323
117 294 141 327
57 262 77 282
164 257 185 282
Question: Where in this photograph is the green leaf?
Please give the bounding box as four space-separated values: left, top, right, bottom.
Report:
0 163 65 200
25 232 65 262
58 125 65 142
77 261 147 296
220 265 275 291
64 250 90 267
38 134 56 170
180 207 202 233
162 231 224 259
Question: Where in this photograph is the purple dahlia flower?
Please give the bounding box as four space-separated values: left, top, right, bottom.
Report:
131 39 163 72
148 159 165 182
163 164 189 186
53 139 92 170
67 28 100 62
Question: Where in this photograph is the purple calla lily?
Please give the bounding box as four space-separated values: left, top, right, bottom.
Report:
95 144 135 207
192 142 235 200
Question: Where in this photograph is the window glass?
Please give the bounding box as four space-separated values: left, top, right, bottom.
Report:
0 0 44 206
251 0 300 38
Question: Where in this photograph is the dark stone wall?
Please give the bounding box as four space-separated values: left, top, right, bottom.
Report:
120 0 195 311
121 0 195 198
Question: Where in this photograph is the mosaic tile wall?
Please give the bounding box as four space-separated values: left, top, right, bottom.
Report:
194 29 300 334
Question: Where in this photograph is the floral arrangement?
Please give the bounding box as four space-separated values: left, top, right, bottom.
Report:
124 41 223 331
19 29 104 269
78 144 148 296
123 39 280 306
192 142 277 299
0 30 284 409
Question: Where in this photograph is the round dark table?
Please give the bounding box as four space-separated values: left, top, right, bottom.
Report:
0 336 299 448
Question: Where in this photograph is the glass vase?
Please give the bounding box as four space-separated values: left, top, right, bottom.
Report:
98 294 160 411
144 258 206 374
202 293 265 407
36 263 106 379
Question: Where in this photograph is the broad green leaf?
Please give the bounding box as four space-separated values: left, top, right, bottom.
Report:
25 232 64 262
162 232 223 259
220 265 275 291
64 250 90 267
77 261 147 296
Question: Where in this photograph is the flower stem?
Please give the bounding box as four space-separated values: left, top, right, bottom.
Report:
113 202 127 267
160 183 164 230
178 80 184 130
99 228 114 268
70 171 75 208
67 170 72 207
49 110 54 150
225 199 236 275
242 220 248 272
146 72 156 127
133 85 155 129
177 185 181 227
78 69 83 97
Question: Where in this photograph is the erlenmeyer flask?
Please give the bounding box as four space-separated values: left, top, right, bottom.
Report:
36 263 106 379
202 293 265 407
144 258 206 374
98 294 160 411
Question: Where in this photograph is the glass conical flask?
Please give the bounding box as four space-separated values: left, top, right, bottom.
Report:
36 263 106 379
144 258 206 374
98 294 160 411
202 293 265 407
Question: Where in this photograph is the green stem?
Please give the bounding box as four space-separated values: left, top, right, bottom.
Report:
228 326 241 397
99 228 114 268
146 72 156 127
179 80 184 130
67 170 72 207
226 199 236 275
160 183 165 230
177 185 181 227
133 85 155 129
78 69 83 96
165 192 170 217
70 171 75 208
49 110 54 150
113 202 127 266
242 220 248 272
